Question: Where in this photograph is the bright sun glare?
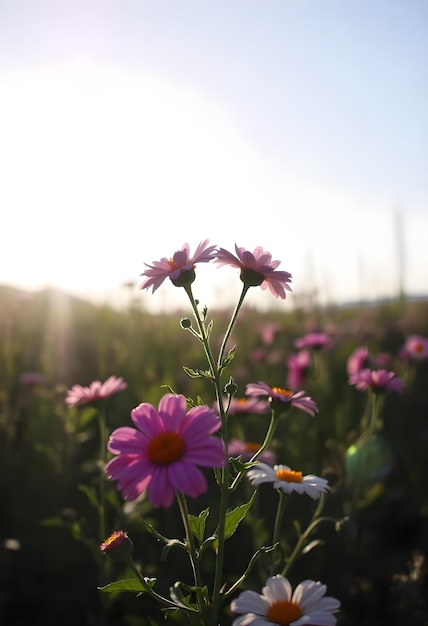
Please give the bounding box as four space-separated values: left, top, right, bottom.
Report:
1 61 264 302
1 60 427 311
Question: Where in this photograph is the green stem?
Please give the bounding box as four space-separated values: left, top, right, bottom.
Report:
128 558 190 610
98 405 108 544
217 283 250 370
183 282 250 625
183 285 218 379
281 493 335 577
367 391 383 438
271 490 287 575
230 407 279 492
176 491 207 618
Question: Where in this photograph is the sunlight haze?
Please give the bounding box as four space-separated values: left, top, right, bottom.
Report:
1 0 427 312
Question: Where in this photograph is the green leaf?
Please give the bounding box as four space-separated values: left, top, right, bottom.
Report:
77 406 98 430
212 492 256 553
161 539 187 562
161 384 177 395
98 578 155 593
302 539 324 554
229 457 258 474
188 508 209 544
78 484 99 508
169 582 207 611
182 367 214 380
140 517 170 544
221 345 237 368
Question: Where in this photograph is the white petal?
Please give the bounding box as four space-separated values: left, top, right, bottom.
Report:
293 610 337 625
263 575 292 603
231 590 269 616
233 617 272 626
293 580 326 609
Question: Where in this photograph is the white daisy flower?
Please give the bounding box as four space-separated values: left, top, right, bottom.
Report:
231 575 340 625
247 462 329 500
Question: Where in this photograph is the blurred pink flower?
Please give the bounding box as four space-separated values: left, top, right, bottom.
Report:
286 350 311 390
140 240 217 293
245 381 318 416
105 394 225 508
19 372 44 386
215 244 292 299
255 321 281 345
294 332 332 350
347 346 369 376
349 369 404 394
401 335 428 360
229 439 277 465
65 376 127 408
250 347 268 363
218 396 269 416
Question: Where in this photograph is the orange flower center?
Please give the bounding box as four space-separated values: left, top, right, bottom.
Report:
245 442 262 453
276 468 303 483
147 432 185 464
272 387 293 398
101 530 125 550
237 398 248 406
414 342 423 353
266 599 303 625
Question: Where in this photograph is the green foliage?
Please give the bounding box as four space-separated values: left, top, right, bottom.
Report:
1 285 428 625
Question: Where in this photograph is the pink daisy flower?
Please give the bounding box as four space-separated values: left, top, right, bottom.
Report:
105 394 225 508
65 375 127 408
286 350 311 390
140 239 217 293
245 381 318 416
255 321 281 345
215 244 292 299
346 346 370 376
401 335 428 361
294 332 332 350
218 396 270 416
19 372 44 386
229 439 277 465
348 369 404 394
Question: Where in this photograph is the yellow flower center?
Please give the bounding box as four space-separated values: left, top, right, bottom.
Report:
266 599 303 625
276 468 303 483
272 387 293 398
147 432 185 464
101 530 125 550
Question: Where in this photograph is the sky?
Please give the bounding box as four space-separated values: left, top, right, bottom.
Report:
1 0 427 313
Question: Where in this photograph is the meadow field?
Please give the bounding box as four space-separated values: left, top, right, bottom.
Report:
0 284 427 626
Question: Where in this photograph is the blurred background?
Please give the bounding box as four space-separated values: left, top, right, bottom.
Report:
0 0 427 312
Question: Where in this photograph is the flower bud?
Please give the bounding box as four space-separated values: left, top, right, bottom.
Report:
240 268 264 287
171 268 196 288
180 318 192 329
100 530 134 562
224 379 238 396
269 396 292 416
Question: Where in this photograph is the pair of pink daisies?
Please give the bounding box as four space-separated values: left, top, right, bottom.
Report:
139 240 292 300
